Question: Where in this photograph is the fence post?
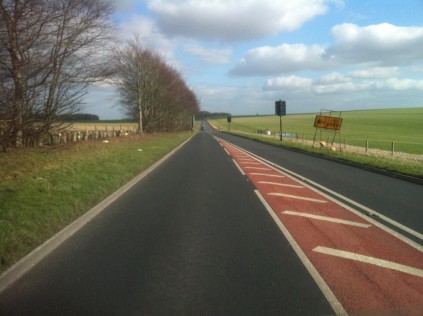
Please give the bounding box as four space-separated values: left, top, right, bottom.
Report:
391 141 395 156
365 140 368 153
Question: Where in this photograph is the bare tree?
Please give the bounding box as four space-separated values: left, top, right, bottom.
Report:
0 0 115 150
113 37 199 133
113 37 159 134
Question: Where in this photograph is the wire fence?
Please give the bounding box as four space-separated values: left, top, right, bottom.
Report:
20 125 139 147
255 129 423 160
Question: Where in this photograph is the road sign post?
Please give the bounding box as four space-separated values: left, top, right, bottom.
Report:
312 109 343 150
275 100 286 141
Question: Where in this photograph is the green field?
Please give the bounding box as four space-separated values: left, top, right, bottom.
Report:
210 108 423 155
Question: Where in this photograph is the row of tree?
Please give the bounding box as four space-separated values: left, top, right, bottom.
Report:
0 0 199 151
197 111 231 118
113 37 199 133
61 113 100 121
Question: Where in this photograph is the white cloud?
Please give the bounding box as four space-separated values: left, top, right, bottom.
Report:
230 43 328 76
349 67 400 78
91 2 423 118
184 44 232 64
313 81 369 94
195 84 264 113
313 77 423 94
262 71 423 95
327 23 423 65
318 72 350 83
118 16 176 60
231 23 423 77
264 75 312 91
148 0 328 41
383 78 423 90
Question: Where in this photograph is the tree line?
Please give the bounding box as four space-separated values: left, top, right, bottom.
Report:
0 0 199 151
113 37 199 133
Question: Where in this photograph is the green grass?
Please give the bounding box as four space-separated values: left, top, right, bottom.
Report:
224 131 423 178
209 108 423 179
0 132 192 274
210 108 423 155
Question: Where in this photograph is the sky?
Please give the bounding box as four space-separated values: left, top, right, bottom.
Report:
84 0 423 119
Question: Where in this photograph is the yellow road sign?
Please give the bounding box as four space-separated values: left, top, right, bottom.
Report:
314 115 343 130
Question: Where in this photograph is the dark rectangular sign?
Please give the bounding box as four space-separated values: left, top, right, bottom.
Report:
275 100 286 116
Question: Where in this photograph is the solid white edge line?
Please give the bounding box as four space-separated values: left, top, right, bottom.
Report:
250 173 285 178
244 166 272 170
223 148 230 156
254 190 347 315
269 192 327 203
282 211 372 228
218 138 423 250
258 181 303 188
313 246 423 278
232 159 245 176
0 134 196 293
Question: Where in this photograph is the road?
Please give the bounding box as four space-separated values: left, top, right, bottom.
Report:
216 131 422 315
0 128 334 315
0 123 422 315
216 128 423 241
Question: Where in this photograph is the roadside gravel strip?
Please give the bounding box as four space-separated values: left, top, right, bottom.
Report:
0 135 194 293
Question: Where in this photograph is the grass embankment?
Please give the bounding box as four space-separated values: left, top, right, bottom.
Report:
222 130 423 178
0 132 192 274
209 108 423 179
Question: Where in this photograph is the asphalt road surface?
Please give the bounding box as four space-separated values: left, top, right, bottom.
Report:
1 123 422 315
215 126 423 241
0 129 334 315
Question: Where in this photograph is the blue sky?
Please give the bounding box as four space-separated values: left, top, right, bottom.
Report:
85 0 423 119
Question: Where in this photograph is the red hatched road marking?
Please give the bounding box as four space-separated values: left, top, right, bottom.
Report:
218 138 423 315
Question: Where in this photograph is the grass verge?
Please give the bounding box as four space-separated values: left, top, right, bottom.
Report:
210 108 423 155
0 132 192 274
221 130 423 180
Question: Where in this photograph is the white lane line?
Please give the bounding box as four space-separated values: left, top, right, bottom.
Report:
244 166 272 170
232 159 245 175
224 148 230 156
254 191 347 315
313 246 423 278
282 211 372 228
241 162 262 165
222 139 423 247
258 181 303 188
268 192 327 204
250 173 285 178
